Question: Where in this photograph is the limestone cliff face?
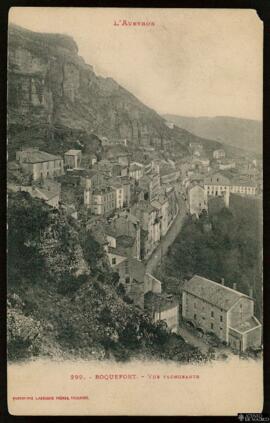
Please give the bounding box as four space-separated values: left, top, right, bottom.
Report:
8 24 213 158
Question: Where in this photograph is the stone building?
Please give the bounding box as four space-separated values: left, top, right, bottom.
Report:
115 258 146 308
120 177 131 207
138 173 160 201
16 148 64 180
188 184 208 218
151 196 169 237
19 180 61 208
64 149 82 169
182 275 262 352
166 187 178 225
86 186 116 215
189 142 203 157
80 169 104 191
105 213 141 263
110 182 124 209
204 172 256 203
131 200 160 258
129 162 144 180
144 292 179 333
213 149 226 159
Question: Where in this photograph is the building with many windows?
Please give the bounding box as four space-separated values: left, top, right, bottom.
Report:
105 212 141 263
16 148 64 180
213 149 226 159
204 172 257 202
182 275 262 352
188 184 208 218
129 162 144 180
64 149 82 169
86 186 116 215
80 169 104 191
151 196 169 237
138 173 160 201
111 182 124 209
131 200 160 257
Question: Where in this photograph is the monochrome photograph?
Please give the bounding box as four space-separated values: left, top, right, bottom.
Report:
7 7 263 415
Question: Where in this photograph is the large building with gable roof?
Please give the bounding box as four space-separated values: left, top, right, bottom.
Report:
182 275 262 352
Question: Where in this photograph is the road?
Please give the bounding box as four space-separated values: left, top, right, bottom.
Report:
145 195 188 274
177 324 210 354
178 322 232 357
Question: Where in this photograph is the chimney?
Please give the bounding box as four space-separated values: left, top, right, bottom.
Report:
233 283 237 291
221 278 225 286
249 288 253 298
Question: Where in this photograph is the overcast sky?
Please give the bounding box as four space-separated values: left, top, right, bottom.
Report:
9 8 263 120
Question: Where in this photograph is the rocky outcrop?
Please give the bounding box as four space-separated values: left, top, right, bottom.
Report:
8 24 218 158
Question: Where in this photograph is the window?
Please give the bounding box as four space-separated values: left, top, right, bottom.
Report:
211 323 214 330
112 258 116 265
211 311 214 318
220 327 223 331
194 314 197 320
220 315 223 322
125 277 130 284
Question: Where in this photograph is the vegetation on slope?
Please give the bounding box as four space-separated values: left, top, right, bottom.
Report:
155 200 263 320
8 192 209 363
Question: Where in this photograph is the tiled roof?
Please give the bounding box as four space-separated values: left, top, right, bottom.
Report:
34 187 59 201
117 235 134 248
230 178 257 188
132 200 156 213
114 257 145 282
160 167 178 176
188 183 204 191
125 258 146 283
65 149 81 156
92 186 114 195
130 163 143 171
230 316 261 333
182 275 249 311
144 291 178 312
204 171 256 188
81 169 98 178
151 196 168 209
21 151 62 163
111 183 123 189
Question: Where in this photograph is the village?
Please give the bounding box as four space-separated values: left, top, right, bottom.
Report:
7 130 263 357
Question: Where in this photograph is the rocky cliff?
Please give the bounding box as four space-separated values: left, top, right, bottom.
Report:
8 24 220 159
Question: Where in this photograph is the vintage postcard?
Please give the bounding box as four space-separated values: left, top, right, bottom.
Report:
7 7 263 416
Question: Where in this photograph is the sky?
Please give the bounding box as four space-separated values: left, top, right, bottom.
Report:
9 8 263 121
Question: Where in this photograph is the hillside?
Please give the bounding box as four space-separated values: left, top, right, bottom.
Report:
7 191 209 363
154 200 263 320
163 114 262 155
8 24 222 159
